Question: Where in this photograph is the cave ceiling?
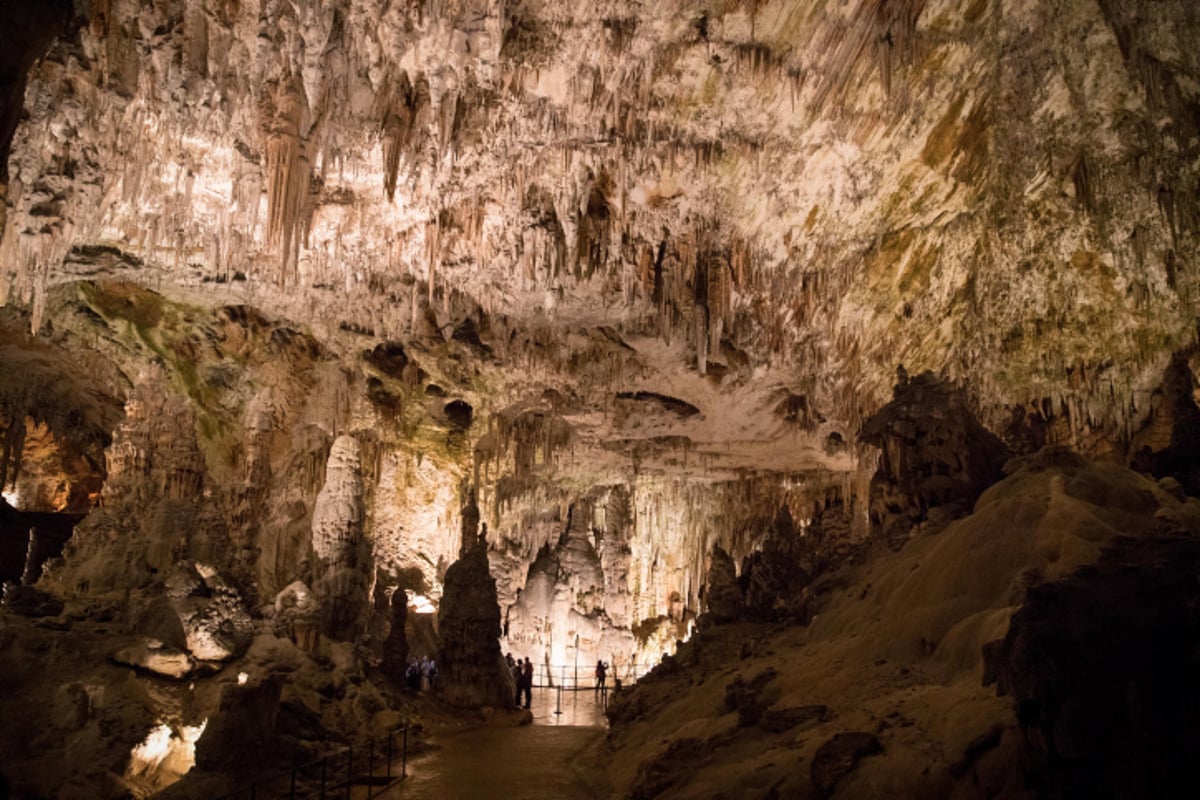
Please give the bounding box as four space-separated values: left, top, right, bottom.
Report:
1 0 1199 488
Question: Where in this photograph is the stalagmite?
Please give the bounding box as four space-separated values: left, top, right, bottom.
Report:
311 435 368 639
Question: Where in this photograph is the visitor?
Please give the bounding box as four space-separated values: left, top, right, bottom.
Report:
424 658 437 689
510 654 522 702
595 659 607 695
520 657 534 709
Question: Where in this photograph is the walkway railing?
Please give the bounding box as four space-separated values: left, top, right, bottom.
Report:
529 660 652 690
214 724 411 800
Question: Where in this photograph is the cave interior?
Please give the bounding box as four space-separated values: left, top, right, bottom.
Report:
2 1 1200 798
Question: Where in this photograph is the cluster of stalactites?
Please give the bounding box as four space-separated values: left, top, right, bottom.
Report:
473 405 575 503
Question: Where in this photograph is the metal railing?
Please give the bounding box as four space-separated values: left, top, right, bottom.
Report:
527 660 653 690
214 724 411 800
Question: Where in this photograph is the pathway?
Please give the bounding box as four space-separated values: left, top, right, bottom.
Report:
365 688 611 800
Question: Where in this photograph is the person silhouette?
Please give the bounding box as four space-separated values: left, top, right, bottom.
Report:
521 658 534 709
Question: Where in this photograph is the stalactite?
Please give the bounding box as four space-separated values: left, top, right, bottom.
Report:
380 70 416 201
425 216 441 303
262 73 311 286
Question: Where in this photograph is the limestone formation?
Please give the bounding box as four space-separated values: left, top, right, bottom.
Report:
436 546 512 710
811 732 884 798
112 639 193 680
311 434 368 640
600 451 1200 798
985 534 1200 799
738 505 813 622
381 587 409 685
0 0 1198 796
164 563 255 663
860 371 1012 545
194 675 284 771
701 545 741 625
273 580 320 653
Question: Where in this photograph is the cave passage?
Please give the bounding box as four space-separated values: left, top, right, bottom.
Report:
379 688 608 799
0 508 85 585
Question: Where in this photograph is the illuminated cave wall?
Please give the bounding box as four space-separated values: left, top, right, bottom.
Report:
0 1 1199 795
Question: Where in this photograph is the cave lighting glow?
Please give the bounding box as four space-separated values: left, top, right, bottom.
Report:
410 594 437 614
2 489 18 507
129 723 173 775
128 719 207 781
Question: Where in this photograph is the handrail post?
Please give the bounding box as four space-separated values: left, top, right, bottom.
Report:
290 764 297 800
346 745 353 800
250 784 256 800
386 730 393 782
368 739 375 799
402 726 408 778
320 756 326 799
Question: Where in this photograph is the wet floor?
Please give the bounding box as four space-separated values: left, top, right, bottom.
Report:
367 688 611 800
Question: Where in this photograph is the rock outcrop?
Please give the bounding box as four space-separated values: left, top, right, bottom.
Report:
860 371 1012 545
599 450 1200 798
701 545 741 625
985 534 1200 800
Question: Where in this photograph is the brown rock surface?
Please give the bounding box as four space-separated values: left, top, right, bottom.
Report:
598 451 1200 798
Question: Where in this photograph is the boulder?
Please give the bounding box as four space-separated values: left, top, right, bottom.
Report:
811 732 883 797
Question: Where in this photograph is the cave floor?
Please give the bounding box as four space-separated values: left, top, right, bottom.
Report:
368 688 610 799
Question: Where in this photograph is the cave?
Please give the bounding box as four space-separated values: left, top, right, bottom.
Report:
1 1 1199 798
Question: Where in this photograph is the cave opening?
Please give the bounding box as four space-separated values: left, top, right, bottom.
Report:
0 327 121 587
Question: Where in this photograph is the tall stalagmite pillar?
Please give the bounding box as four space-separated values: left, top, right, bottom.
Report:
311 434 368 640
436 545 513 710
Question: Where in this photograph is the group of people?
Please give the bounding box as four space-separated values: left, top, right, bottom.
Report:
502 653 617 710
505 652 535 709
405 657 438 691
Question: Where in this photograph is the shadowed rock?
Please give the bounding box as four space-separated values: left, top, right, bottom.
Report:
702 545 742 624
985 534 1200 799
436 546 512 710
382 587 409 685
811 732 883 797
861 371 1011 545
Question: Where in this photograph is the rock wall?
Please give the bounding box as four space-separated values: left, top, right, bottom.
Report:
1 1 1199 794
